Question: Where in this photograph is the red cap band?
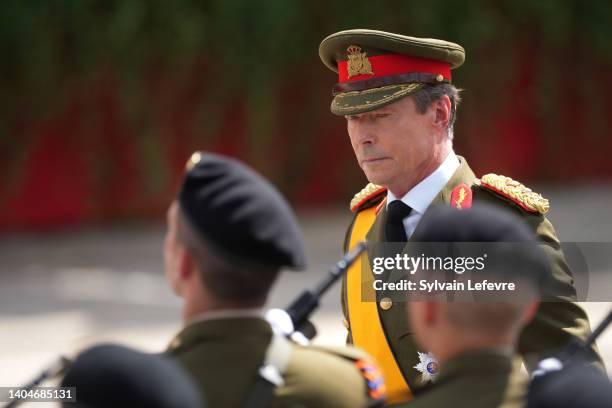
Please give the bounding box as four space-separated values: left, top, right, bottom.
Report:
338 54 451 83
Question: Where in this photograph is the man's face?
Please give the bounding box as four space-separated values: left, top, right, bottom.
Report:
345 95 439 190
164 201 182 295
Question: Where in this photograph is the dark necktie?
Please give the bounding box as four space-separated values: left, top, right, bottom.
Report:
385 200 412 242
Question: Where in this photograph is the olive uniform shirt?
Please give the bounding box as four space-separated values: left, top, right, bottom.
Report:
342 156 601 393
167 314 383 408
390 351 527 408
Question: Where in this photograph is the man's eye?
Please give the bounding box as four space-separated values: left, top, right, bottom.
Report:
375 113 390 119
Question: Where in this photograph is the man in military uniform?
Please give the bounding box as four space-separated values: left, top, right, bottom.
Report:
163 152 386 408
318 29 600 403
394 204 550 408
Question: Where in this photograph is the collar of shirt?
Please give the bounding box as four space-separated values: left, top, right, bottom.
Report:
185 308 263 327
387 150 460 214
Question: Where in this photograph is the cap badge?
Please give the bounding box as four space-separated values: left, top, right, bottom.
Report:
347 45 374 78
414 351 439 383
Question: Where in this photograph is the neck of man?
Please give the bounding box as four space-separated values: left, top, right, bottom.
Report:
433 334 514 366
181 284 262 323
387 139 452 198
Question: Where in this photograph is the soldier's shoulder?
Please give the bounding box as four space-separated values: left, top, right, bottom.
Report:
350 183 387 213
279 343 385 407
305 343 372 361
472 173 550 216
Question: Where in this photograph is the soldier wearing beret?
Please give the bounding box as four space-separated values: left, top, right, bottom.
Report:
318 29 601 403
392 204 551 408
163 152 386 408
61 344 204 408
527 354 612 408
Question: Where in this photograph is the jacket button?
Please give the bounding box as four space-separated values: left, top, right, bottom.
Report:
380 297 393 311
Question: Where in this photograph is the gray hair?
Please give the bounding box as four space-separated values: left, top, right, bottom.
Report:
410 83 462 140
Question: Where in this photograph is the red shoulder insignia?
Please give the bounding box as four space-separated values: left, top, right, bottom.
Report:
350 183 387 213
450 183 473 209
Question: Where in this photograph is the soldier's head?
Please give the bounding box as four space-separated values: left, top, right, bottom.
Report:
406 204 550 364
319 30 465 197
62 344 203 408
164 152 307 317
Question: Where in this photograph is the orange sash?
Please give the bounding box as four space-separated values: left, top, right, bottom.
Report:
346 206 412 404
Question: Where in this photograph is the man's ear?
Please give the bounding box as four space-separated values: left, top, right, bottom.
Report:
178 249 195 280
433 95 452 131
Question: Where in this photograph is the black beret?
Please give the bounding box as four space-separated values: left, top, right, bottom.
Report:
527 359 612 408
179 152 307 270
61 344 204 408
412 203 550 284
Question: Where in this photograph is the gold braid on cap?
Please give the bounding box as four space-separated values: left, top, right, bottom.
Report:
479 174 550 214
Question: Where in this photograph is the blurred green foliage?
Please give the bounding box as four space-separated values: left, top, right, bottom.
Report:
1 0 610 121
0 0 611 200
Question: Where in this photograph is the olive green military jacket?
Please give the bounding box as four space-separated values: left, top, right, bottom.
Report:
166 316 383 408
341 157 600 393
390 351 527 408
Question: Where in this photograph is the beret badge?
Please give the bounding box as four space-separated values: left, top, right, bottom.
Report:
185 151 203 171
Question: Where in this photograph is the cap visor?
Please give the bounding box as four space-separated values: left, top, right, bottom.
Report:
330 83 422 115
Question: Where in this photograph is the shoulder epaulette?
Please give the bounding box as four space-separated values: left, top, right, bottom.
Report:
350 183 386 213
477 173 549 214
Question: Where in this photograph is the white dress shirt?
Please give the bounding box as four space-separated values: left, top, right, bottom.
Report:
386 151 460 239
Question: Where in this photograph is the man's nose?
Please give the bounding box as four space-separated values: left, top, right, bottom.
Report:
351 121 375 146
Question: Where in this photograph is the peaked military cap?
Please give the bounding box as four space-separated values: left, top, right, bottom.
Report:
319 29 465 115
61 344 204 408
180 152 307 270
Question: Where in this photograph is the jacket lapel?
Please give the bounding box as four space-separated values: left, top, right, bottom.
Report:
380 156 478 390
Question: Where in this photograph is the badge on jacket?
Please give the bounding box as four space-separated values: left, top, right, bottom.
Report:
414 351 439 383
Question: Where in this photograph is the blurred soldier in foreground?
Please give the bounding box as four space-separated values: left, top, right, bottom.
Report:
61 344 203 408
318 29 600 403
527 357 612 408
394 204 550 408
163 152 385 408
528 309 612 407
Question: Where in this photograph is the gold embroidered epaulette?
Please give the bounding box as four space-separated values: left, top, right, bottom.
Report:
478 174 549 214
350 183 386 213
